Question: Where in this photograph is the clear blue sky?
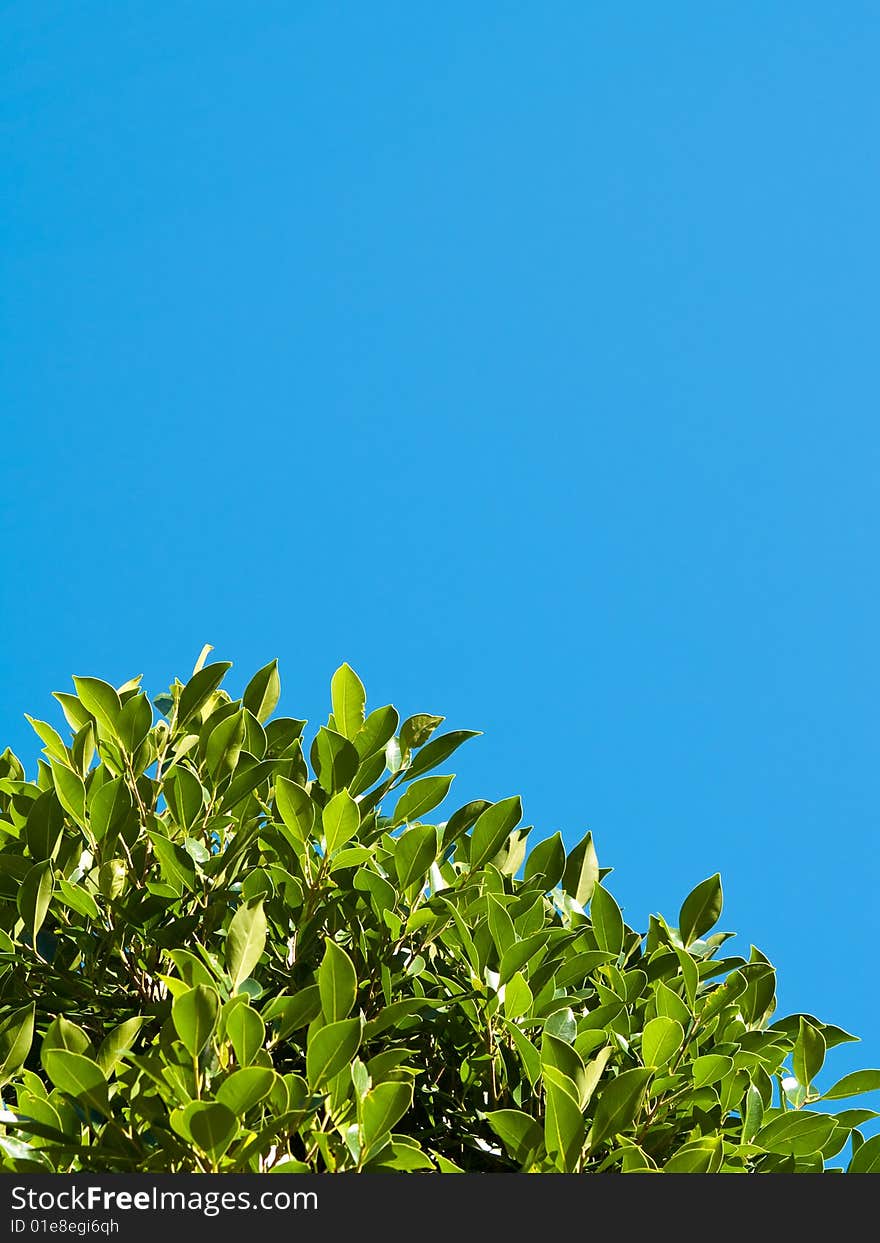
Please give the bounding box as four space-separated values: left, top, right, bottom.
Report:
2 3 878 1104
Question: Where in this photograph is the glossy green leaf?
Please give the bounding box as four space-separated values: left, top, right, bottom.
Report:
353 705 399 760
49 762 87 829
172 985 220 1058
590 883 624 956
243 660 281 723
544 1079 584 1171
794 1017 826 1090
588 1068 652 1150
216 1067 275 1116
184 1101 237 1159
391 775 454 826
399 714 444 751
330 664 366 741
25 790 65 861
18 860 54 941
664 1136 722 1173
822 1070 880 1101
523 831 565 890
116 693 152 754
274 776 315 845
849 1134 880 1173
311 727 359 793
306 1018 362 1088
71 676 121 736
641 1016 684 1068
0 1004 35 1086
225 1003 265 1067
561 830 600 906
96 1017 144 1077
89 777 133 844
318 939 358 1023
226 901 267 992
163 768 204 833
756 1111 837 1156
678 873 723 947
42 1051 109 1117
395 824 437 889
486 1109 543 1164
360 1081 413 1151
469 796 522 870
322 790 360 854
401 731 481 782
177 662 233 727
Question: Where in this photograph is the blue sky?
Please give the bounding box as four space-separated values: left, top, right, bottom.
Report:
2 2 878 1108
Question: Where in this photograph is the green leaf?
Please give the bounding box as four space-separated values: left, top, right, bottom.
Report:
225 1003 265 1066
243 660 281 723
71 676 121 737
50 762 87 829
678 873 723 947
275 776 315 845
487 896 517 958
523 831 566 890
226 900 267 992
544 1079 584 1171
360 1081 414 1152
395 824 438 890
206 711 246 778
222 758 277 810
401 731 481 782
96 1017 144 1077
391 775 454 826
399 714 444 751
311 727 359 793
641 1017 684 1068
486 1109 543 1165
0 1003 35 1086
742 1084 764 1142
42 1050 109 1117
322 790 360 855
755 1111 837 1156
24 716 68 762
849 1134 880 1173
692 1054 734 1087
116 693 152 754
664 1136 723 1173
52 691 92 732
561 830 600 906
469 796 523 871
503 972 533 1021
177 662 233 727
499 931 549 985
590 883 624 956
353 706 399 760
306 1018 362 1088
821 1069 880 1101
318 939 358 1023
163 768 204 833
588 1068 652 1150
793 1017 826 1091
42 1015 90 1058
172 985 220 1058
25 790 65 861
18 860 54 941
89 777 133 844
216 1067 275 1116
184 1101 237 1159
331 664 367 741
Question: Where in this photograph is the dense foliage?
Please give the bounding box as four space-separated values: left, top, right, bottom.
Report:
0 654 878 1173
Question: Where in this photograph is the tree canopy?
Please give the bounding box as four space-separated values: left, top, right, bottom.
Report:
0 654 877 1173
